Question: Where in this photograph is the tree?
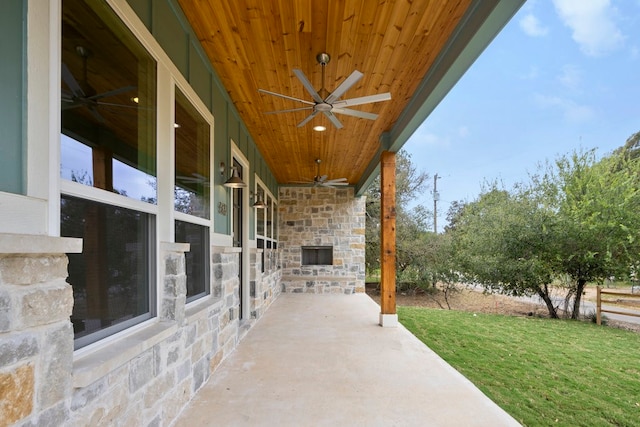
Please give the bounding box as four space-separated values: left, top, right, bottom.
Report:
451 185 561 317
451 137 640 319
365 150 431 281
539 148 640 318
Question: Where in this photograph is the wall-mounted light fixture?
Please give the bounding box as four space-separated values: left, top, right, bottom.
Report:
223 166 247 188
252 190 268 208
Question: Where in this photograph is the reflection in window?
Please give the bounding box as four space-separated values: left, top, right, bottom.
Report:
256 185 265 236
176 221 209 301
60 0 157 203
62 195 155 348
60 0 158 348
266 195 273 239
174 89 210 218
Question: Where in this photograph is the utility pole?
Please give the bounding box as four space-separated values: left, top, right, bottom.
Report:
433 174 439 233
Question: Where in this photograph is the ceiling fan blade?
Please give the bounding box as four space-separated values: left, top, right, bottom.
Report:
96 101 146 110
331 107 378 120
264 106 314 115
323 111 343 129
87 105 106 123
332 92 391 108
293 69 324 104
325 177 348 183
87 85 137 101
322 182 349 187
258 88 315 106
297 111 318 127
318 174 328 182
61 103 83 111
61 62 85 97
325 70 363 104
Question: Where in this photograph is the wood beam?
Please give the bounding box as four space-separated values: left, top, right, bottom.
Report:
380 151 396 318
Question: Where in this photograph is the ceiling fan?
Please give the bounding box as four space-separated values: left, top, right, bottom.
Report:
296 159 349 187
258 53 391 129
61 46 137 122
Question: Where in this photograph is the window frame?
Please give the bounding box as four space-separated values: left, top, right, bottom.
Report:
254 176 278 272
58 0 219 350
173 84 214 303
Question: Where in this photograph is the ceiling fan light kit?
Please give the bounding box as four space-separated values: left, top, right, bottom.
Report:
258 52 391 129
294 158 349 187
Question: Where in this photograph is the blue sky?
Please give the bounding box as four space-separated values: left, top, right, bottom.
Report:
405 0 640 232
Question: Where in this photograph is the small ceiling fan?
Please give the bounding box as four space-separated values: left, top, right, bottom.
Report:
61 46 137 122
258 53 391 129
296 159 349 187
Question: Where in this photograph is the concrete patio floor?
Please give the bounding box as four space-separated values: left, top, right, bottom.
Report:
174 293 521 426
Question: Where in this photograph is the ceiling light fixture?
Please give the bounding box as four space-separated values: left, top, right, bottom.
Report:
313 125 326 132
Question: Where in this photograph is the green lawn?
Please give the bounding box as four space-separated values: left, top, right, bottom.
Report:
399 307 640 427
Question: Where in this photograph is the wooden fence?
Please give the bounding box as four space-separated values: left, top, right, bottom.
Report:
596 286 640 325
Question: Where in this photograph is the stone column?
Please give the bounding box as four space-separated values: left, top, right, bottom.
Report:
0 233 81 425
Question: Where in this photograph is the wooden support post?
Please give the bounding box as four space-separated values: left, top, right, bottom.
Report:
596 286 601 326
379 151 397 327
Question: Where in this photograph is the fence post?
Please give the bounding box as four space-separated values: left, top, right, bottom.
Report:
596 286 601 326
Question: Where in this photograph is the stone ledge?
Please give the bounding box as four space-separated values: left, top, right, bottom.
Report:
212 246 242 254
281 275 357 282
0 233 82 255
72 321 177 388
185 295 224 320
160 241 190 253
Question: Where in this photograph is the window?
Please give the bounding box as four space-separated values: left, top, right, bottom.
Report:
254 181 278 272
63 195 155 349
174 87 211 301
176 221 209 301
174 89 210 218
60 0 157 347
266 194 273 239
60 0 157 202
256 191 265 236
302 246 333 265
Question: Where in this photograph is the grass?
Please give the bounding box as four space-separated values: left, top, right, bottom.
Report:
399 307 640 427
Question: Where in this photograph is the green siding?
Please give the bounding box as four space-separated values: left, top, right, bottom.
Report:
0 0 25 194
189 44 212 111
153 0 188 77
126 0 152 28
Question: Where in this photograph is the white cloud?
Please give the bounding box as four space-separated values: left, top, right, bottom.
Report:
412 130 451 149
557 64 582 89
520 66 540 80
534 93 595 123
552 0 624 56
519 13 549 37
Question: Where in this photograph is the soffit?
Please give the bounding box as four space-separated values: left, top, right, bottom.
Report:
177 0 475 186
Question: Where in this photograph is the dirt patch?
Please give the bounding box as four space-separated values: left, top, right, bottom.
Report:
365 284 640 333
367 285 547 317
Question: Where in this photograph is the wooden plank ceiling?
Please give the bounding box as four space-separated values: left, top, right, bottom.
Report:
177 0 474 186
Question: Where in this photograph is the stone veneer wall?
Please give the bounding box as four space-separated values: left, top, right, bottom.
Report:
0 234 281 426
250 248 281 320
278 187 366 294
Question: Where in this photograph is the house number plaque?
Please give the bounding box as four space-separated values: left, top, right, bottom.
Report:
217 202 228 216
